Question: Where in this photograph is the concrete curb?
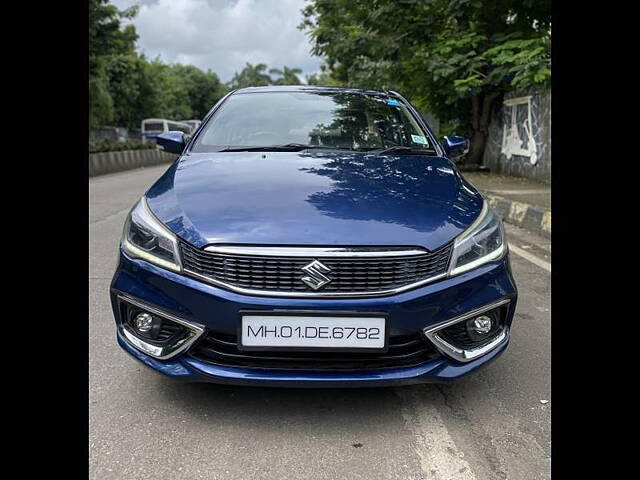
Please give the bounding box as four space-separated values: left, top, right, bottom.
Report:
89 149 177 177
485 194 551 238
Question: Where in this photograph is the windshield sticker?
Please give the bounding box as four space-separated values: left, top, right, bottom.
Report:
386 99 401 107
411 135 428 145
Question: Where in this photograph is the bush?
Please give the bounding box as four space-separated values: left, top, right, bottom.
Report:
89 139 153 153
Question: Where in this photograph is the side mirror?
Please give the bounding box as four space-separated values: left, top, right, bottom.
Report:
443 135 470 159
156 131 186 154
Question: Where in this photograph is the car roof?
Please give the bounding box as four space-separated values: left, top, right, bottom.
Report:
233 85 392 96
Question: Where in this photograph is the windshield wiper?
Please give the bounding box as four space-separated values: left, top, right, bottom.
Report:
218 143 338 152
366 146 438 156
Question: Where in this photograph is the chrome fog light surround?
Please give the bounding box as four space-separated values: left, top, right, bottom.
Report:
423 298 511 363
116 294 205 360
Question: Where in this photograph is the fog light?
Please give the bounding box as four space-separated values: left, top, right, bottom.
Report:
471 315 492 334
135 312 154 333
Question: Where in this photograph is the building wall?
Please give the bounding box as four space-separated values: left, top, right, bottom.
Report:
483 87 551 184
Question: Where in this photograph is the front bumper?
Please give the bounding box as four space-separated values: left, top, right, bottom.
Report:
110 251 517 387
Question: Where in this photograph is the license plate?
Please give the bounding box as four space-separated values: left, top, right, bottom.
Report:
239 313 388 352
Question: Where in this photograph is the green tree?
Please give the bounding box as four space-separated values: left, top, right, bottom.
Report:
301 0 551 165
169 64 227 118
89 2 296 131
269 66 303 85
306 64 340 86
151 60 194 120
144 61 227 121
89 64 115 128
88 0 138 70
228 63 273 89
89 0 138 128
103 54 159 129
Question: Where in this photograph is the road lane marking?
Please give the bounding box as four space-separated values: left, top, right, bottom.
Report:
508 243 551 272
398 388 477 480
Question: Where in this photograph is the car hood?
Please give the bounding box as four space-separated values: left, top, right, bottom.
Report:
145 151 483 251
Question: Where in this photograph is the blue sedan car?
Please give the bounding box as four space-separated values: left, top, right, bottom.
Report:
110 86 517 387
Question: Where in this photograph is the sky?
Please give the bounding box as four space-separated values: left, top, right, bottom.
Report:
111 0 323 83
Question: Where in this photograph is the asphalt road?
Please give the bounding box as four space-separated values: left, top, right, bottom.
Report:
89 165 551 480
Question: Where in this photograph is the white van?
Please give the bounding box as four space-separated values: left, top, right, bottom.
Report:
180 119 202 134
141 119 192 143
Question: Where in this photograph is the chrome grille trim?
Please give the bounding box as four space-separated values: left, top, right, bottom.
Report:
203 245 429 257
180 241 453 298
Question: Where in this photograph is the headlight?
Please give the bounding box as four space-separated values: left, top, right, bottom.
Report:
121 197 182 272
448 201 506 276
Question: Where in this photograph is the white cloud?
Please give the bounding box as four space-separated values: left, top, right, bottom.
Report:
111 0 322 82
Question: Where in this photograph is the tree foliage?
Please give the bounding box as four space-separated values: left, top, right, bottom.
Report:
89 0 138 128
227 63 305 89
89 138 149 153
228 63 272 89
300 0 551 164
89 1 312 132
306 64 340 86
143 60 226 123
270 66 304 85
89 0 227 130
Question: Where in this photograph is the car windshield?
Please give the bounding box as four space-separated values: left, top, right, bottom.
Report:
191 91 434 153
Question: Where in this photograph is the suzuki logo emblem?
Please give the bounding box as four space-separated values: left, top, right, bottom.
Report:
301 260 332 290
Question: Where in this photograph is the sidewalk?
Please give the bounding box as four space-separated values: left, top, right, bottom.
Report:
462 172 551 238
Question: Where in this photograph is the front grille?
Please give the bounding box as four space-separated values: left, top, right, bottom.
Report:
189 331 439 371
179 241 452 295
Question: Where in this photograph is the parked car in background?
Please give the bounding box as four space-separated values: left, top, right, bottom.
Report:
180 119 202 134
112 86 517 387
141 119 192 143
